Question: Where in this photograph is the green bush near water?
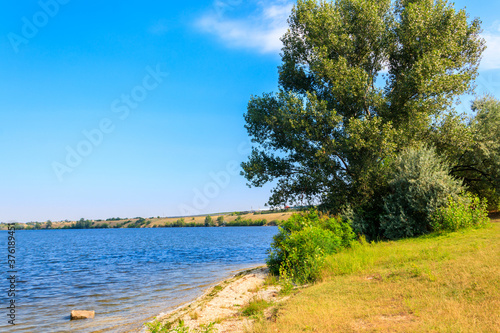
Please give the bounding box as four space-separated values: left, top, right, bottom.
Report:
225 216 268 226
267 210 355 283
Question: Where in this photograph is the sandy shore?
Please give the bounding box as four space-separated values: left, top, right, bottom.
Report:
140 266 284 333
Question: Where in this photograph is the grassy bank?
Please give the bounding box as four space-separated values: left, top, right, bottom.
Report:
254 216 500 332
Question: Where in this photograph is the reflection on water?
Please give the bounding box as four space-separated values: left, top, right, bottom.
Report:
0 227 277 332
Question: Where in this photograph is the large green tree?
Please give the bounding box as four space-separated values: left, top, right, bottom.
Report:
241 0 487 219
431 96 500 209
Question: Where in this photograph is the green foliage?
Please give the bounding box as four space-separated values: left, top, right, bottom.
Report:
145 320 173 333
172 218 186 227
241 298 272 317
268 220 279 226
267 210 355 283
106 217 123 221
204 215 214 227
14 223 25 230
125 218 149 228
170 321 189 333
459 97 500 208
71 218 93 229
198 322 217 333
225 217 267 227
145 320 217 333
241 0 488 239
379 145 464 239
431 193 490 231
114 220 130 228
208 285 223 297
216 216 224 226
278 265 294 295
429 96 500 210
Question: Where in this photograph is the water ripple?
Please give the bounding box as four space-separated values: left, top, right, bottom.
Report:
0 226 277 332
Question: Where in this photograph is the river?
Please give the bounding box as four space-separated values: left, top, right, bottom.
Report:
0 226 278 332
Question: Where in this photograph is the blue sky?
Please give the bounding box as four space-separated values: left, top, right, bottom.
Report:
1 0 499 222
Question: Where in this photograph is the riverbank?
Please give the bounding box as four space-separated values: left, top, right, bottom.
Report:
141 215 500 333
141 266 286 333
252 216 500 332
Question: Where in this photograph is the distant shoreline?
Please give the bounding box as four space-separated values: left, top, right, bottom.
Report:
0 210 295 231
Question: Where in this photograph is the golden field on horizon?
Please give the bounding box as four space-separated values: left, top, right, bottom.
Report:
2 210 295 229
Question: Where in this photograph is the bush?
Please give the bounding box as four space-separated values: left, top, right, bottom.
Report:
267 210 355 283
204 215 215 227
267 220 279 226
172 218 186 227
431 193 490 231
72 218 93 229
380 145 463 239
225 218 267 226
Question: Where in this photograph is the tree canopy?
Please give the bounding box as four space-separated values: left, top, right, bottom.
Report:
241 0 498 237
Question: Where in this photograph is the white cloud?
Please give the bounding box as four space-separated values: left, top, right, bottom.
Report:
481 34 500 70
480 21 500 70
197 1 294 54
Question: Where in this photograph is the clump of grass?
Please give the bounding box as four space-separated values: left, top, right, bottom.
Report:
145 319 172 333
208 285 223 297
198 322 217 333
145 319 217 333
263 274 279 286
241 298 272 317
248 286 260 293
189 311 199 320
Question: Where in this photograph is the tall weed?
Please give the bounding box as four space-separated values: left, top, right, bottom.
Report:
431 193 489 231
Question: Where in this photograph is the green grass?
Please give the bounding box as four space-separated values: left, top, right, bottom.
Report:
145 320 217 333
208 285 223 297
254 219 500 332
241 298 273 317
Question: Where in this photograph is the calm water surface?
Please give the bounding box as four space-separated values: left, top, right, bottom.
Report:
0 227 278 332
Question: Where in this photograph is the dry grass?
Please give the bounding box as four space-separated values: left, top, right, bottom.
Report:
148 211 293 227
254 218 500 333
189 311 199 320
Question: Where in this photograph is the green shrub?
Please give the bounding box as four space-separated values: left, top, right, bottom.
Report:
431 193 490 231
173 218 186 227
380 145 463 239
72 218 93 229
267 210 355 283
268 220 279 226
225 217 267 226
145 320 172 333
241 298 271 317
204 215 214 227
